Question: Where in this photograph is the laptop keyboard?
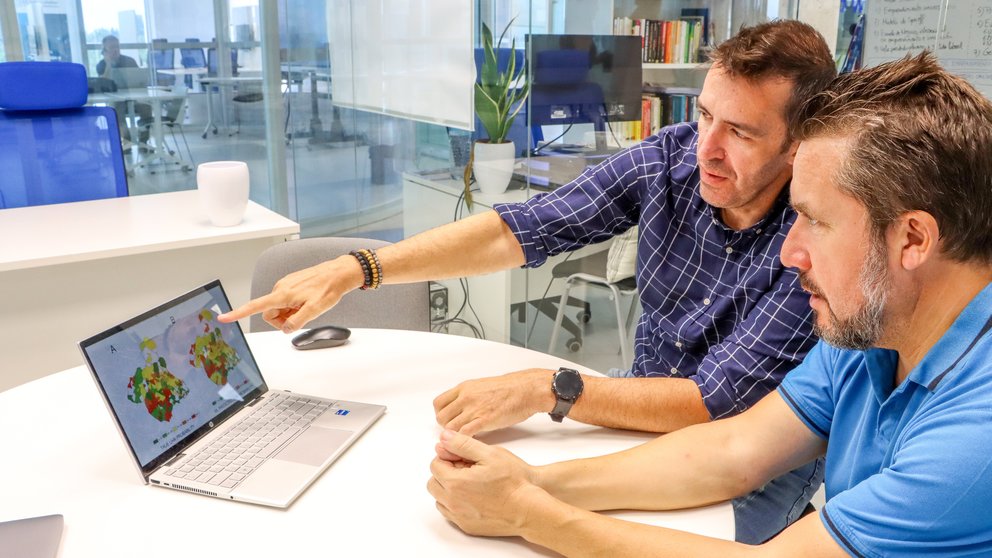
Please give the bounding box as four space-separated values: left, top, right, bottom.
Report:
162 392 332 489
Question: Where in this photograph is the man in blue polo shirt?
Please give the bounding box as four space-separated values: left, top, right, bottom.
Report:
427 52 992 555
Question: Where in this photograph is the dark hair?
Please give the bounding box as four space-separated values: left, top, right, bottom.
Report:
101 35 119 49
795 51 992 265
709 20 836 141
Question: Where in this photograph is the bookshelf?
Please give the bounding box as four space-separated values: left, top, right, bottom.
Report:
607 2 725 142
643 63 702 70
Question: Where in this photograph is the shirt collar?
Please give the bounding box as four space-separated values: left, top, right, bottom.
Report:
702 180 793 236
907 281 992 392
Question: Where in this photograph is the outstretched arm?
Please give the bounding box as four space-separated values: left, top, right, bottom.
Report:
429 393 841 557
434 370 709 435
219 210 524 331
434 266 814 435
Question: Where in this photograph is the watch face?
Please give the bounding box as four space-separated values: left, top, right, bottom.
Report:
553 369 583 399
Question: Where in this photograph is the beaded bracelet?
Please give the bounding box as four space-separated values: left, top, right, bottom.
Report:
349 248 383 290
349 250 374 290
363 248 383 289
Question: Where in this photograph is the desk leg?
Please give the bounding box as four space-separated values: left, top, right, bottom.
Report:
132 98 191 174
202 87 217 139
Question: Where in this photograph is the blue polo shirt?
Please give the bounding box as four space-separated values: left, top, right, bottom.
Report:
779 282 992 557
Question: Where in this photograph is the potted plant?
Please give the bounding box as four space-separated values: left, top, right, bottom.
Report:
465 20 530 205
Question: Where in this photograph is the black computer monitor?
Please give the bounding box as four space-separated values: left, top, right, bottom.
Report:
527 34 643 130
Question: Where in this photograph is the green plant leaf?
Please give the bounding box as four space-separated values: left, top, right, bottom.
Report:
474 18 530 145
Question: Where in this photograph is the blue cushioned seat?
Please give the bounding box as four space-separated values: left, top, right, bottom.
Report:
0 61 128 209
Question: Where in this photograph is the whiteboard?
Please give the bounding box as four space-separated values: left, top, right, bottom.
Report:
327 0 475 130
864 0 992 98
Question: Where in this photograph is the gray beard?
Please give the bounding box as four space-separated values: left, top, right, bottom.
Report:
809 242 889 351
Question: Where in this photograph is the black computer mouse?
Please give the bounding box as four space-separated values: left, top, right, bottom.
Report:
291 325 352 350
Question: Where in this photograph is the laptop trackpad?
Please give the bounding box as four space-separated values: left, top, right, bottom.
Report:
274 427 352 467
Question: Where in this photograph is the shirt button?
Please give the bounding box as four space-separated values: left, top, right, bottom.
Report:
725 246 733 254
670 367 679 375
755 228 763 234
703 298 711 305
675 341 683 348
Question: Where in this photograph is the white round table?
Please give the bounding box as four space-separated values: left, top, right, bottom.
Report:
0 329 733 556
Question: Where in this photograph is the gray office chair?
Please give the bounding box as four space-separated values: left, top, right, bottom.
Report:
250 237 430 333
547 231 640 366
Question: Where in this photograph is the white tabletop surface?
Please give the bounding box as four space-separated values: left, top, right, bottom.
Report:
108 87 186 102
198 76 264 85
0 329 733 556
0 190 299 272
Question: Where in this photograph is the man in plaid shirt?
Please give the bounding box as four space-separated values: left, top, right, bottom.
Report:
223 20 836 542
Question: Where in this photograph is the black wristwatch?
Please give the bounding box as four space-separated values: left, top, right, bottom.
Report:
549 367 584 423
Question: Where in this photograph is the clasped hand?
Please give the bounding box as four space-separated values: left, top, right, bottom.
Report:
427 429 543 537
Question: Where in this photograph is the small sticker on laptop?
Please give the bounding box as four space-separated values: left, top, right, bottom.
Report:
335 409 350 416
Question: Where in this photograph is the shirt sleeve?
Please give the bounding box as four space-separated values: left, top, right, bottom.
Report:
493 134 670 268
690 269 819 419
820 405 992 557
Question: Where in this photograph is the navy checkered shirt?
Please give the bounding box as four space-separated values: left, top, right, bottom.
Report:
494 122 817 419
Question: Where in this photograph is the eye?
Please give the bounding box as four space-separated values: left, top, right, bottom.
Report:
731 128 750 140
698 110 711 121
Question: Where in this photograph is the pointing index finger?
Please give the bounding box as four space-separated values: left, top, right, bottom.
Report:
218 293 281 323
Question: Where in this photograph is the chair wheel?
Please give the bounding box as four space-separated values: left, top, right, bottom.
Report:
566 338 582 352
576 310 591 323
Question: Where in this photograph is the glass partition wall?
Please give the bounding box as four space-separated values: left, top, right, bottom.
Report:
0 0 841 374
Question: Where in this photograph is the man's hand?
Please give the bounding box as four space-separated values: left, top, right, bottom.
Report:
218 255 364 332
427 429 546 537
433 369 557 435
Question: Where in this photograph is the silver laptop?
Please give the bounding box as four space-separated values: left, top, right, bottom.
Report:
110 66 150 90
79 280 385 508
0 515 63 558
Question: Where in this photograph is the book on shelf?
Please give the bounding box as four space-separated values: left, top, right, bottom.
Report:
614 16 704 64
607 85 701 143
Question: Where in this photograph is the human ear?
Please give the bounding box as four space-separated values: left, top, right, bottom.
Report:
786 139 800 165
895 211 939 271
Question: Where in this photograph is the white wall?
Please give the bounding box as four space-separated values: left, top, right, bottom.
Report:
148 0 214 42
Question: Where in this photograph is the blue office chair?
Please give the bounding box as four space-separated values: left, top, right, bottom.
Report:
180 38 207 89
0 61 128 209
207 46 239 77
150 38 175 86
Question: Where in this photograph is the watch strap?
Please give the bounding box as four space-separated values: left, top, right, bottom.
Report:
549 399 574 422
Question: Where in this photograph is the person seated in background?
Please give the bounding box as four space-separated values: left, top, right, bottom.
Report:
428 51 992 556
96 35 138 77
220 20 838 543
96 35 151 144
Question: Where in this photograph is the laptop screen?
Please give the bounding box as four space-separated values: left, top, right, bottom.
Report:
80 281 266 473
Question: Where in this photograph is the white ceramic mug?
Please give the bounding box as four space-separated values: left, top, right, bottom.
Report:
197 161 249 226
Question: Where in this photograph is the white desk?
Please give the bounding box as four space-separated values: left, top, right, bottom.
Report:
0 329 733 556
109 87 190 174
0 191 299 391
403 171 610 344
198 76 264 138
156 67 208 90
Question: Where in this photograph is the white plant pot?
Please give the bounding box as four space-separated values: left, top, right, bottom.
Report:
473 141 516 195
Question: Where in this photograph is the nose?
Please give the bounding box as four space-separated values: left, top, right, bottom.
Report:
697 122 724 161
780 219 811 272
